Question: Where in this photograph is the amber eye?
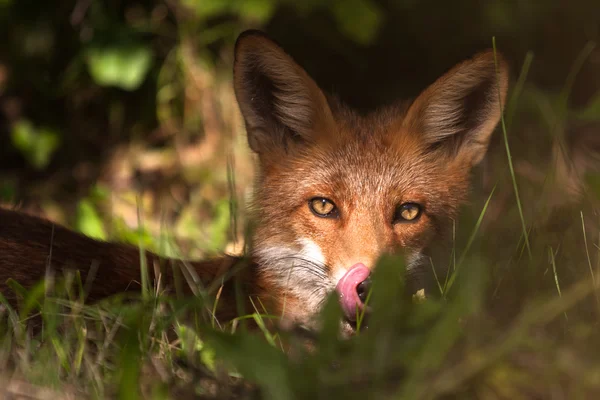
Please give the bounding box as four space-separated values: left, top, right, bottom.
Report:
394 203 422 223
309 197 339 218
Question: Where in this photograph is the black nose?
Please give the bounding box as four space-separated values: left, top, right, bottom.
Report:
356 277 371 303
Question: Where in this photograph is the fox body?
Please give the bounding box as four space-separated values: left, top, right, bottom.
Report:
0 30 508 332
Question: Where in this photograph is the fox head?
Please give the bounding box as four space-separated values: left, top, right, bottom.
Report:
233 30 509 331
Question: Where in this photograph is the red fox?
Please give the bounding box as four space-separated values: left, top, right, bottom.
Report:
0 30 508 333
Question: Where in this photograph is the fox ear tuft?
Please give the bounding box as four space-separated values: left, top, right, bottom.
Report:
233 30 334 156
404 51 510 165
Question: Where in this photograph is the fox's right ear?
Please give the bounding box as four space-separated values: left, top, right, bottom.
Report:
233 30 335 156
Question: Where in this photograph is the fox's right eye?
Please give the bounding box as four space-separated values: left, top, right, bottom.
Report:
393 203 422 223
309 197 339 218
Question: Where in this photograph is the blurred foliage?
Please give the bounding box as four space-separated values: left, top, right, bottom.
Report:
86 43 153 90
10 120 61 170
181 0 277 22
76 198 107 240
576 92 600 121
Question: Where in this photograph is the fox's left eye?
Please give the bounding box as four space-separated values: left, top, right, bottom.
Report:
309 197 339 218
394 203 422 223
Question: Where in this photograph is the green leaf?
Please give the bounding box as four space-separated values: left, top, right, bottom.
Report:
117 308 149 400
237 0 276 22
208 199 231 252
182 0 275 22
112 217 156 251
76 199 107 240
316 292 344 358
176 324 216 371
205 330 293 400
332 0 382 45
86 43 152 90
367 254 406 328
181 0 231 18
11 120 61 170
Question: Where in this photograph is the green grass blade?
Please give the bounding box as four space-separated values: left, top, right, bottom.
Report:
505 51 534 130
548 246 568 321
493 37 532 259
445 185 496 292
136 198 150 302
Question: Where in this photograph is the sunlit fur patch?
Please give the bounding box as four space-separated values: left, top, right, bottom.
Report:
333 267 349 286
297 238 326 265
407 251 426 273
253 242 334 324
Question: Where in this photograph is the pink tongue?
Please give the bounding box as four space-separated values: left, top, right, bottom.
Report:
335 263 371 321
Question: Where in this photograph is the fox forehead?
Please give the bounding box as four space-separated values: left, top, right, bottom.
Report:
260 106 465 204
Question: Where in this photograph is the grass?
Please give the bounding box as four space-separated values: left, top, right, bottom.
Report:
3 180 600 399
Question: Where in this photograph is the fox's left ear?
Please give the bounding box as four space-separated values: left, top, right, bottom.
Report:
404 51 509 165
233 30 335 157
